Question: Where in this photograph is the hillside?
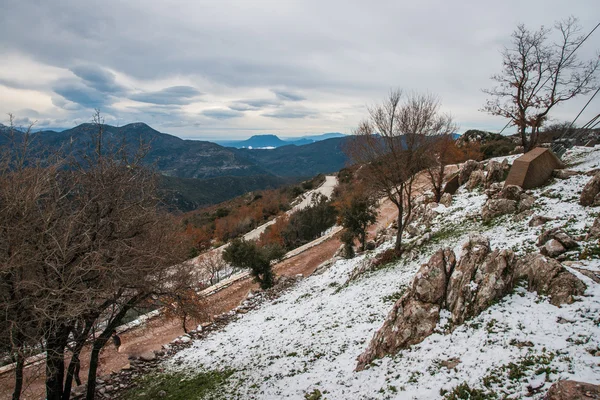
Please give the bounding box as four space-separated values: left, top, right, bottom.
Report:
235 137 351 177
158 146 600 399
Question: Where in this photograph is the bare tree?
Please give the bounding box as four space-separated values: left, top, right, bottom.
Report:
347 91 451 252
425 133 468 203
482 17 600 152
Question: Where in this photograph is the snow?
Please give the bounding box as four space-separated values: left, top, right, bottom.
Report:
170 147 600 399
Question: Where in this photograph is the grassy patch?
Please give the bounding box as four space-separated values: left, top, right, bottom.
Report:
442 382 497 400
122 369 234 400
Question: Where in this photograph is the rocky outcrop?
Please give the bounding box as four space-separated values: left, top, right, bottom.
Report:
588 217 600 240
446 236 517 325
458 160 482 186
466 170 486 190
356 236 586 370
481 185 535 222
544 380 600 399
580 173 600 206
355 249 455 370
440 193 452 207
529 215 554 227
538 228 579 258
517 254 586 306
485 160 507 187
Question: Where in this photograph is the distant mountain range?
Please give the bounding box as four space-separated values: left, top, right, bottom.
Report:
0 123 351 211
214 133 346 149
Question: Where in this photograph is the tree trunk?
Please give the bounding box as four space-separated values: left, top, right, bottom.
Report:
85 343 103 400
11 351 24 400
394 211 402 253
45 325 70 400
63 320 93 400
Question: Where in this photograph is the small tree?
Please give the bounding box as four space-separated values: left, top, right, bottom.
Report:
338 193 378 252
482 17 599 152
426 134 467 203
222 239 284 289
347 90 452 252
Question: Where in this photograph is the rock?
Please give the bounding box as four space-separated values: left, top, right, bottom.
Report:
544 380 600 399
440 358 461 370
580 173 600 206
517 254 586 306
459 160 481 186
158 390 167 397
484 182 504 199
553 169 580 179
554 232 579 250
482 199 517 222
588 217 600 239
466 170 486 190
179 336 192 344
446 236 517 325
498 185 523 201
518 194 535 212
540 239 567 258
511 145 524 155
529 215 554 227
538 227 562 246
443 174 460 195
196 324 203 332
440 193 452 207
72 385 86 397
355 248 456 371
485 160 504 187
139 351 156 362
366 241 376 251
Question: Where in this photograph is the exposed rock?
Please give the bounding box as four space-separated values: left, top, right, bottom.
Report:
543 380 600 400
553 169 580 179
466 170 486 190
482 199 517 222
540 239 567 258
355 248 456 371
580 173 600 206
139 351 156 362
498 185 523 201
443 174 460 195
538 227 562 246
446 236 517 325
357 236 586 370
517 254 586 306
365 241 376 251
484 182 504 199
459 160 481 186
554 232 579 250
588 217 600 240
179 336 192 344
518 194 535 213
529 215 554 227
440 358 461 370
485 160 504 187
511 145 524 155
440 192 452 207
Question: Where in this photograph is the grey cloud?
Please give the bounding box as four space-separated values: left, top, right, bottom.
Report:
201 109 244 120
263 108 318 119
229 98 282 111
273 90 305 101
130 86 202 105
70 64 125 94
52 79 111 109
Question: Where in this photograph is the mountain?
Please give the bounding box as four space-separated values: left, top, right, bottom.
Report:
234 137 351 177
216 132 347 149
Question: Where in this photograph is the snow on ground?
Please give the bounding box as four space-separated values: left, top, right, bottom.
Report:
170 147 600 399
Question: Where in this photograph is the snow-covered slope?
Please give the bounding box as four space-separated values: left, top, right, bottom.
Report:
171 147 600 399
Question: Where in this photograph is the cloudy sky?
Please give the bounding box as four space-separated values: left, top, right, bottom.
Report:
1 0 598 140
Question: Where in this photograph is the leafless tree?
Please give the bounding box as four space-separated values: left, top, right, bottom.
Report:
347 90 451 252
482 17 600 152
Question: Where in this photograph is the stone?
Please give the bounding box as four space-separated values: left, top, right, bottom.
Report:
505 147 563 189
498 185 523 201
139 351 156 362
440 192 452 207
552 169 580 179
580 173 600 207
529 215 554 227
517 254 586 306
158 390 167 397
540 239 567 258
179 336 192 344
355 248 456 371
511 145 524 155
440 357 461 370
196 324 203 332
72 385 86 397
588 217 600 240
554 232 579 250
466 170 486 190
485 160 504 187
459 160 481 186
543 380 600 400
366 241 376 251
484 182 504 199
481 199 517 222
518 194 535 212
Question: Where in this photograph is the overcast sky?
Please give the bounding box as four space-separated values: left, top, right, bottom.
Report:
1 0 598 140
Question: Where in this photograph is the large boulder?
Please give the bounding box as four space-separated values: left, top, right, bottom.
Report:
538 228 579 258
459 160 481 186
588 217 600 240
440 193 453 207
517 254 586 306
580 173 600 206
355 249 455 371
485 160 505 187
482 199 517 222
466 170 486 190
544 380 600 400
446 236 517 325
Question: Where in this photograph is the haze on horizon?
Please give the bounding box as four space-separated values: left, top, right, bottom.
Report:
0 0 599 140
